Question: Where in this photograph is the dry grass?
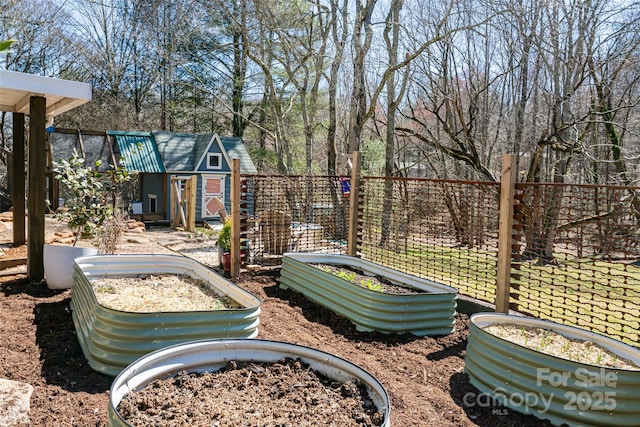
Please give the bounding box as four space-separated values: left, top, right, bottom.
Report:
166 241 219 267
91 273 241 312
484 324 639 370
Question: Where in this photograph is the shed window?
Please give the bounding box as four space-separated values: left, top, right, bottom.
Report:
207 153 222 170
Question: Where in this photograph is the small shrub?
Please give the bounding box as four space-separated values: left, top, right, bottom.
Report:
53 149 133 248
97 214 128 255
217 220 232 252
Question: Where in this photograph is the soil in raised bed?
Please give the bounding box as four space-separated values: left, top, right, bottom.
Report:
117 357 385 427
90 273 241 312
312 263 425 294
484 324 640 370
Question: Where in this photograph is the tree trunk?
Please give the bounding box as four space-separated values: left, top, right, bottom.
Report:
347 0 376 153
380 0 404 247
231 0 246 138
326 0 348 175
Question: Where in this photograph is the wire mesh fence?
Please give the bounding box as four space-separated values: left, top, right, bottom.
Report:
358 177 501 304
512 182 640 346
241 175 350 265
241 169 640 346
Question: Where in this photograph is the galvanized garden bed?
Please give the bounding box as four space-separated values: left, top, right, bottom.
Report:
465 313 640 426
70 254 261 376
279 253 457 336
107 338 391 427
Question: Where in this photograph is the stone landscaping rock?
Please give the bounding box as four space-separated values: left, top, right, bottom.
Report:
0 378 33 426
126 227 146 234
124 236 150 244
126 221 146 230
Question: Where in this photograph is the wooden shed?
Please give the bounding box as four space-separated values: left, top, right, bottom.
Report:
109 131 257 224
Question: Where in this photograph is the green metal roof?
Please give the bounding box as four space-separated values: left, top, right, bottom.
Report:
108 131 165 173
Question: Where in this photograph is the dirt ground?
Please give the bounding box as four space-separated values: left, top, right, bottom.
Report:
0 219 552 426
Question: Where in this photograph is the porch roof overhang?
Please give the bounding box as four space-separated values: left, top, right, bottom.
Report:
0 69 92 116
0 69 92 282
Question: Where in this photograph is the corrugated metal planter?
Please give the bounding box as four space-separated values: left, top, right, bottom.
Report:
107 338 391 427
465 313 640 427
280 253 457 336
71 254 261 377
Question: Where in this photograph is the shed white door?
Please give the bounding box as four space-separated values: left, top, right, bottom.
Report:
202 175 225 218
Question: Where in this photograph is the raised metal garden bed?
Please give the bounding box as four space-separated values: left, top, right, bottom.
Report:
108 339 391 427
466 313 640 426
280 253 457 336
71 254 261 376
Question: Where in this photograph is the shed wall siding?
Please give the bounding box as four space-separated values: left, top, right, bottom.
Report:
141 174 165 213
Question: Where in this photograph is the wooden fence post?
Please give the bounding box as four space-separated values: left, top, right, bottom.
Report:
230 159 241 278
12 113 25 246
347 151 362 257
496 154 517 313
27 96 46 282
169 177 177 228
187 175 197 232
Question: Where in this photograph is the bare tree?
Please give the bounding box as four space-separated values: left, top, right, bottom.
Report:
242 1 295 174
326 0 349 175
379 0 409 246
67 0 153 130
257 1 331 175
346 0 377 153
397 0 501 182
0 0 74 169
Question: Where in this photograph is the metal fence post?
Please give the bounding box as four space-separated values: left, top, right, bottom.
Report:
347 151 362 256
230 159 241 278
496 154 517 313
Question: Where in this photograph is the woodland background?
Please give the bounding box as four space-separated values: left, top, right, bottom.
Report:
2 0 640 185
